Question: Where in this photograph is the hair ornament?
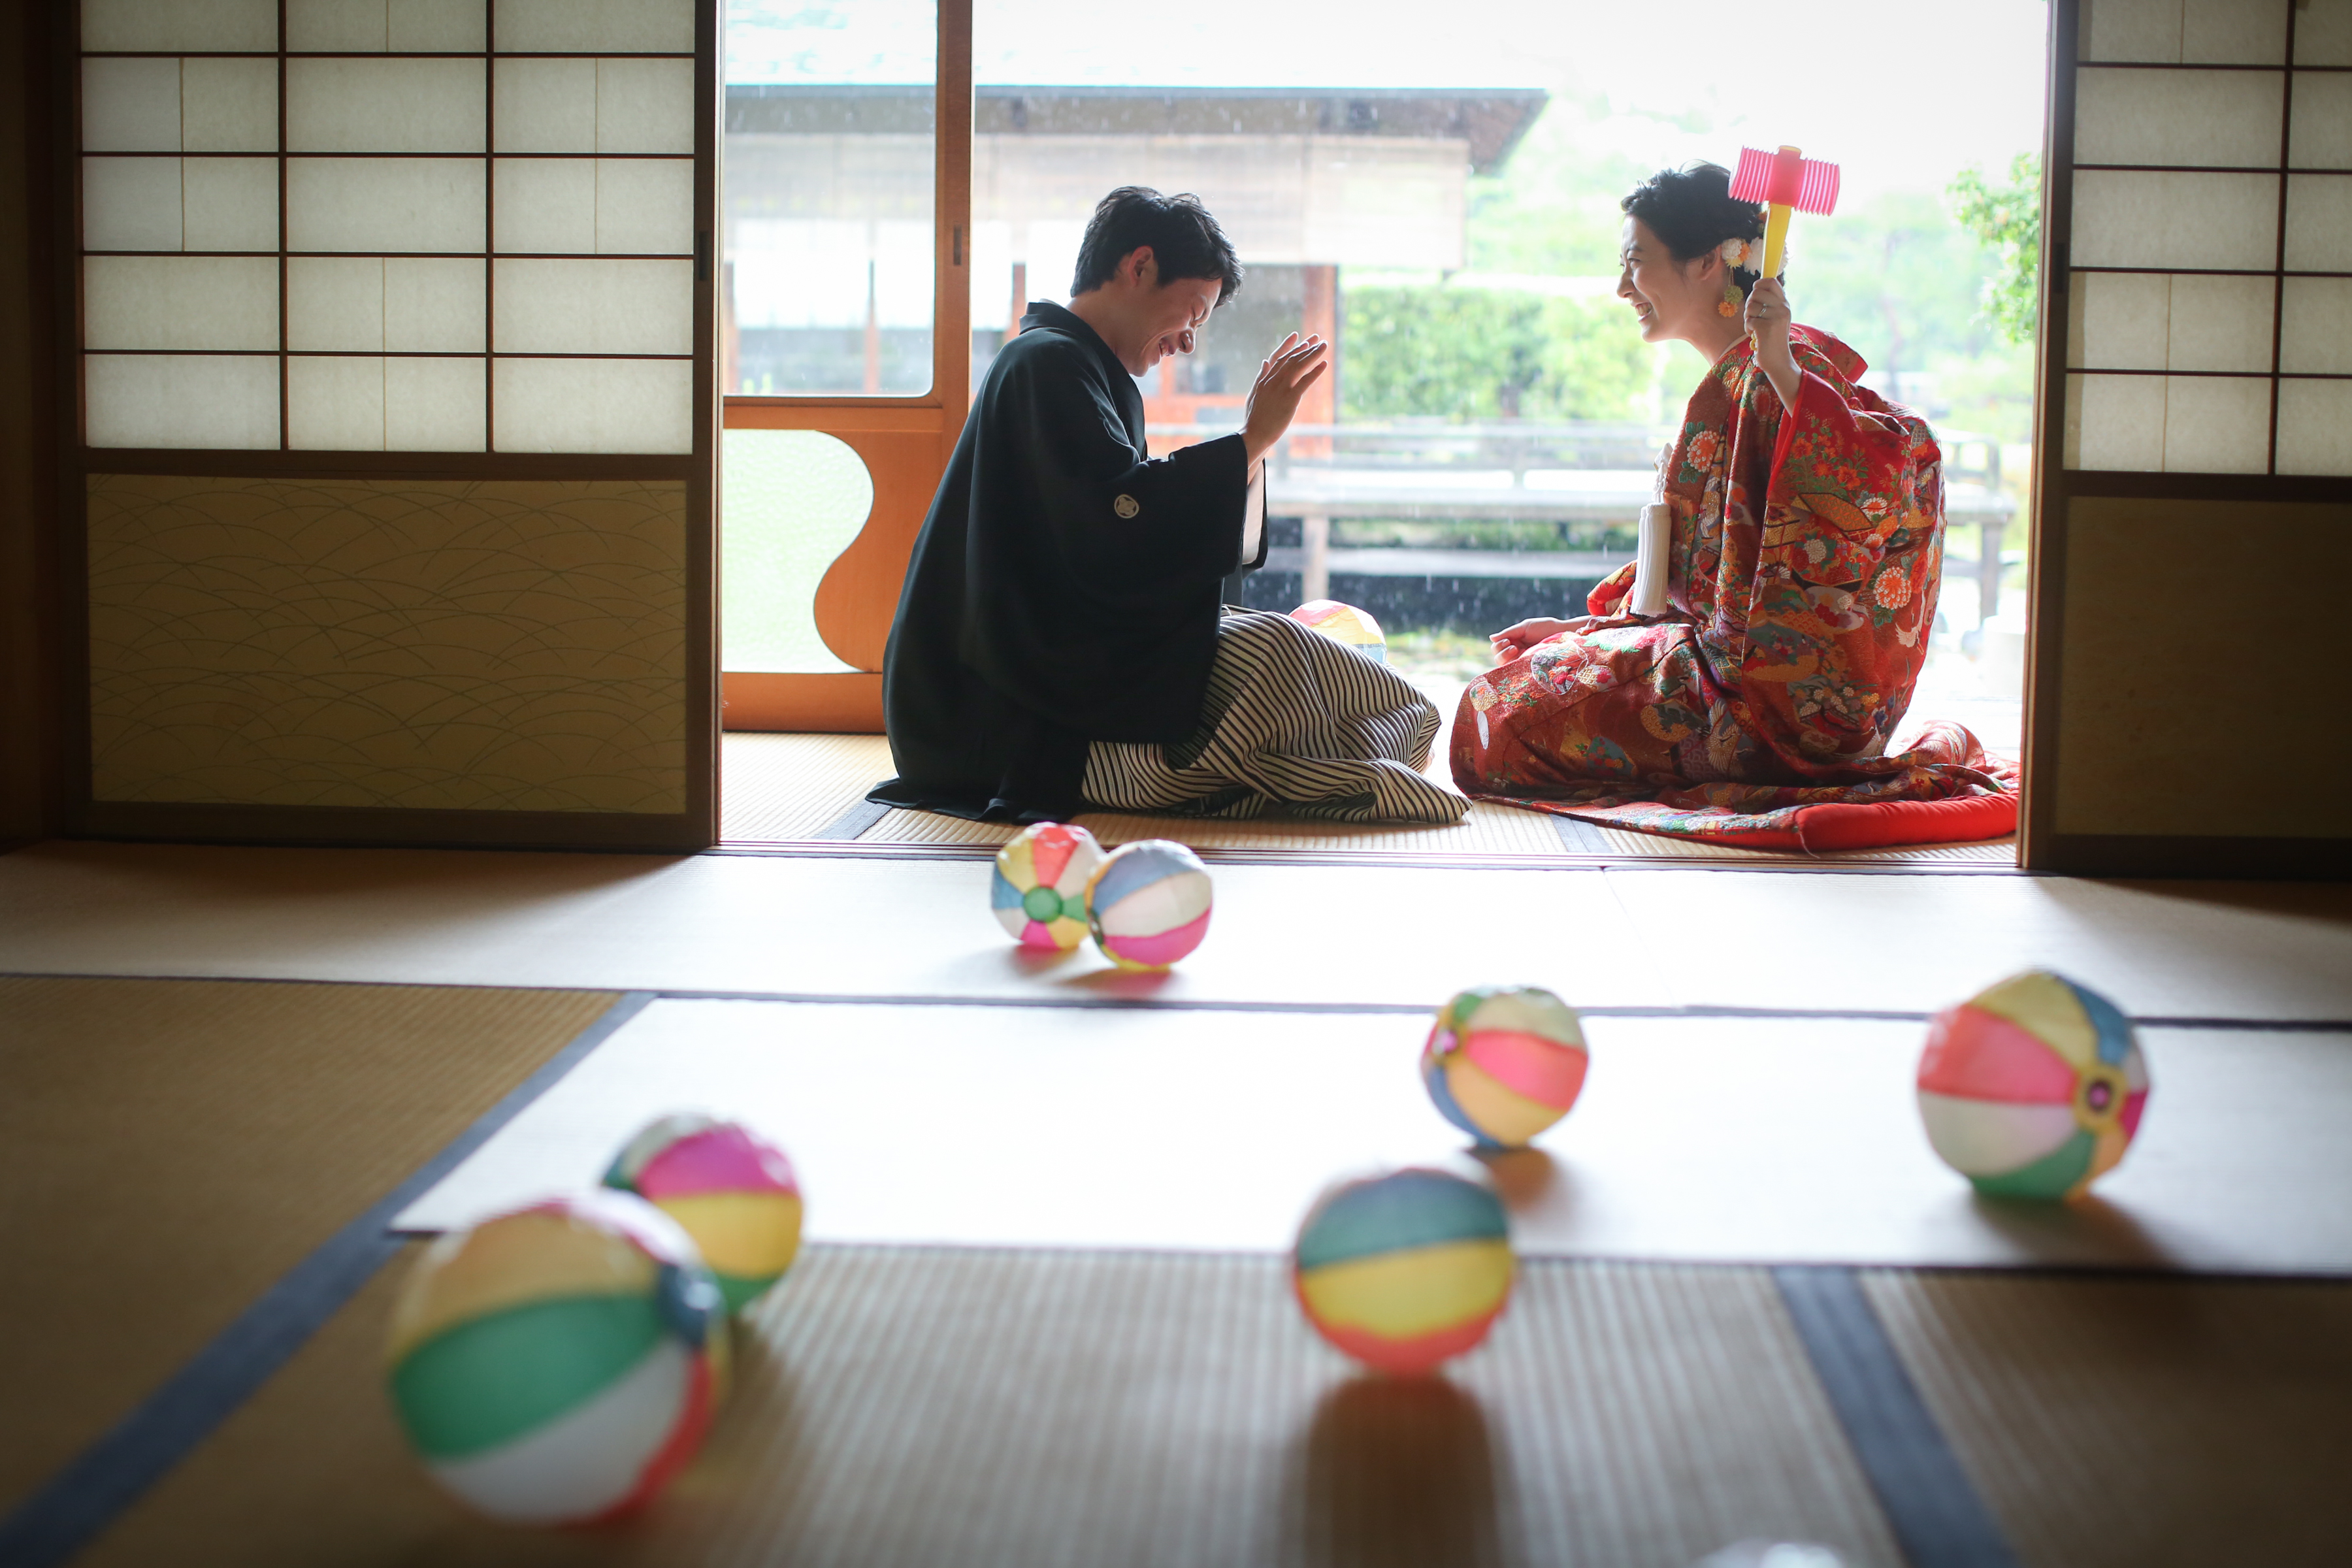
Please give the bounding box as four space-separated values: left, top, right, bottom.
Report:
1718 282 1743 318
1719 237 1750 269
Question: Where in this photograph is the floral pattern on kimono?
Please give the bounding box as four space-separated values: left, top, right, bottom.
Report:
1450 326 2016 844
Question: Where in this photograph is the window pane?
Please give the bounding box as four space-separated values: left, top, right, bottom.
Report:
86 355 281 448
721 429 870 672
493 357 694 452
723 0 937 395
2073 66 2280 167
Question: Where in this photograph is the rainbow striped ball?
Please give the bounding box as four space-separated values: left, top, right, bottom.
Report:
602 1114 804 1314
1293 1167 1514 1376
1918 970 2149 1200
1085 839 1213 972
1421 986 1588 1149
1290 599 1388 662
385 1190 727 1525
991 822 1106 951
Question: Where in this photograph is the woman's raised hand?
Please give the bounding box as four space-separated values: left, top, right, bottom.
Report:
1744 277 1803 413
1488 615 1591 665
1241 333 1330 469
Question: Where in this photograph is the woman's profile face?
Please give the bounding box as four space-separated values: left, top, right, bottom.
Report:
1617 216 1714 348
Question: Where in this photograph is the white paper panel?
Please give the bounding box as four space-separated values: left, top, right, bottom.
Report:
2283 174 2352 270
2279 278 2352 373
2161 374 2272 471
492 57 595 152
595 159 693 253
82 59 180 153
82 159 181 252
286 0 389 50
2071 170 2278 270
287 257 382 350
180 158 280 251
2073 66 2281 167
181 57 278 153
492 357 693 453
2295 0 2352 66
385 259 487 350
85 354 280 448
287 158 487 252
82 0 276 52
2291 73 2352 170
385 356 487 448
84 256 280 350
492 259 693 352
2066 270 2169 369
391 0 487 50
596 59 694 152
287 355 386 449
2164 272 2276 371
492 157 596 252
2082 0 2181 61
288 59 485 154
2274 378 2352 472
2065 372 2167 469
494 0 695 54
2181 0 2288 63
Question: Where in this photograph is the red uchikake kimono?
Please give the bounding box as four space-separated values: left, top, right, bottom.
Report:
1450 326 2017 851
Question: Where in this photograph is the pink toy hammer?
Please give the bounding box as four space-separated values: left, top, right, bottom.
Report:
1728 145 1840 280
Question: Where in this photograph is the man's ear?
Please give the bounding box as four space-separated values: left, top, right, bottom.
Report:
1127 246 1156 288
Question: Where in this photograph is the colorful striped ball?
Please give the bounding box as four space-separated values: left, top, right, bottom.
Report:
602 1114 804 1314
1293 1167 1514 1376
1084 839 1213 972
1290 599 1388 662
1918 970 2149 1200
990 822 1106 951
1422 986 1588 1149
385 1190 728 1525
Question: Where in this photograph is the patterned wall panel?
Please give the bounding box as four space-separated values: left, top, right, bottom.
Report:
87 474 689 813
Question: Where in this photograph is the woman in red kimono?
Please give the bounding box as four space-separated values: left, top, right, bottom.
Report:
1451 163 2015 849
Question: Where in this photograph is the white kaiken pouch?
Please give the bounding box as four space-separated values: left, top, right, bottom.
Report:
1629 501 1673 617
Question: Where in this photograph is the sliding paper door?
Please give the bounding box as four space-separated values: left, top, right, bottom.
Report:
2027 0 2352 875
71 0 717 849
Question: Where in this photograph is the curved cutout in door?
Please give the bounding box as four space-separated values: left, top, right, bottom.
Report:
811 424 944 670
722 429 873 674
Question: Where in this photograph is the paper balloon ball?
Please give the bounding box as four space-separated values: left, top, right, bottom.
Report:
1293 1167 1514 1376
1290 599 1388 662
602 1114 804 1314
1421 986 1589 1149
992 821 1106 951
385 1190 728 1525
1085 839 1213 972
1917 970 2149 1200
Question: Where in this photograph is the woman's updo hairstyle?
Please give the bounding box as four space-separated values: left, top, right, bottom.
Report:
1621 161 1771 299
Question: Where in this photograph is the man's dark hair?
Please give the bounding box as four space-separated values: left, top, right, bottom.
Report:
1071 186 1244 303
1621 161 1771 294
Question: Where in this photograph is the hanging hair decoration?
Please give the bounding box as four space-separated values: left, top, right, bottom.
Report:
1718 282 1743 318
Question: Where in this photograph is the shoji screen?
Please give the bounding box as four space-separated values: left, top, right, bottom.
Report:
70 0 716 849
2029 0 2352 875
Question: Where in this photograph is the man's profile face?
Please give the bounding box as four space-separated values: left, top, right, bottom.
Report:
1119 248 1221 375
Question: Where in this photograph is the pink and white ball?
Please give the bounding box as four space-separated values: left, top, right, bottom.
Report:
1084 840 1213 972
991 823 1106 951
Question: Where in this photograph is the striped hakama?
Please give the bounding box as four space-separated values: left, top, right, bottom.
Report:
1081 609 1467 825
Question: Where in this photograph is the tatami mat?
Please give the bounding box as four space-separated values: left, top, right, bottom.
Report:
400 1000 2352 1274
5 842 2350 1021
0 977 615 1518
74 1250 1903 1568
1865 1272 2352 1568
715 731 2017 866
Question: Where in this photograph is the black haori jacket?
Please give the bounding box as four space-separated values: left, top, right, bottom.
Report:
868 301 1265 821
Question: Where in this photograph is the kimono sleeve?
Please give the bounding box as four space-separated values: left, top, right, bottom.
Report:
1004 342 1253 591
1761 353 1940 597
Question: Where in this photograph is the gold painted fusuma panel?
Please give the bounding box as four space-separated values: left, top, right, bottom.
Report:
87 475 689 813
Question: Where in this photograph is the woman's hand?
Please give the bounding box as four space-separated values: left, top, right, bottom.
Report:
1488 615 1590 665
1744 277 1803 415
1241 333 1330 471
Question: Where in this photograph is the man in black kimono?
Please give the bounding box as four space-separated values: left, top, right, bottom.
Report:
870 187 1462 828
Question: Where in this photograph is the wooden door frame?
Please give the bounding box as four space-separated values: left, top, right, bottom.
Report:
719 0 972 734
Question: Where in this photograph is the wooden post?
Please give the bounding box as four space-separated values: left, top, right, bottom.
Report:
1301 514 1330 604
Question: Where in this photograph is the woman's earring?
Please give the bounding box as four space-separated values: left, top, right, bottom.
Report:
1718 282 1742 319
